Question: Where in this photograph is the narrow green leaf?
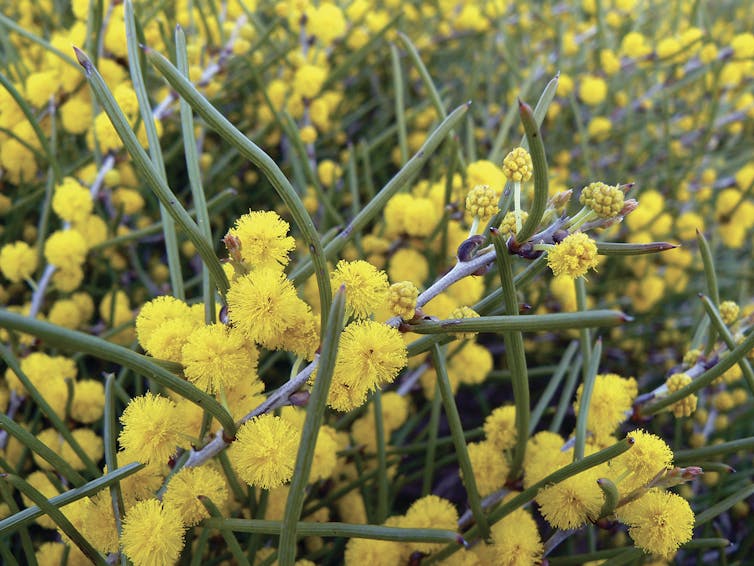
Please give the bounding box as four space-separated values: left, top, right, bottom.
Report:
432 344 490 540
515 99 549 243
696 229 719 355
372 390 389 523
2 475 107 565
699 294 754 395
597 477 620 519
175 25 215 322
674 436 754 463
596 241 679 255
279 287 346 566
72 46 230 298
0 310 236 436
407 310 629 334
103 374 125 536
696 231 720 304
125 0 184 300
422 385 442 496
530 341 579 433
550 357 582 432
144 46 332 328
574 338 602 461
203 518 463 544
490 228 529 480
695 484 754 526
0 414 86 487
390 43 409 165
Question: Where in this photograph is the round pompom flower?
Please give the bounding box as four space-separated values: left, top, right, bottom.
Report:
609 429 674 494
344 535 403 566
226 210 296 269
484 404 517 452
403 495 459 554
579 75 608 106
547 232 600 278
120 499 186 566
181 324 258 393
135 295 193 350
227 268 307 348
44 229 88 270
52 177 93 224
293 64 327 98
330 260 389 319
162 465 229 526
81 492 119 553
483 500 543 566
0 241 38 283
118 393 191 465
327 320 408 412
71 379 105 423
230 414 300 489
573 373 636 443
617 489 694 559
537 466 605 529
307 3 347 44
464 441 508 496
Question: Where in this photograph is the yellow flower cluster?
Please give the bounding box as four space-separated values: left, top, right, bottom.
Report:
579 181 625 218
502 147 533 182
387 280 419 320
465 184 499 221
666 372 697 417
546 232 600 278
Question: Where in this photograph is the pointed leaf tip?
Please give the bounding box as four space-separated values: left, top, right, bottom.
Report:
72 46 89 67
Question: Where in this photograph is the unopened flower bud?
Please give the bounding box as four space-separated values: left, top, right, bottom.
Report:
502 147 533 182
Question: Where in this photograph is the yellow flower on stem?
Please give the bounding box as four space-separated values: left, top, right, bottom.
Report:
327 320 407 412
546 232 600 279
118 393 191 466
617 489 694 559
120 499 186 566
162 465 229 526
229 414 300 489
330 259 389 319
